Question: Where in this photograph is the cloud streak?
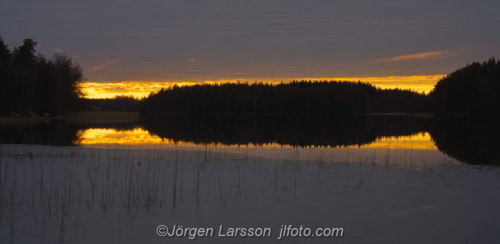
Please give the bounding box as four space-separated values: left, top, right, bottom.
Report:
372 51 456 63
91 60 119 71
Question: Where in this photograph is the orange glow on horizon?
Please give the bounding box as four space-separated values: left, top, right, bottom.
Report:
329 75 445 92
81 75 445 99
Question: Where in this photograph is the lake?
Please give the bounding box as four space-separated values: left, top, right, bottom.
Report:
0 115 499 243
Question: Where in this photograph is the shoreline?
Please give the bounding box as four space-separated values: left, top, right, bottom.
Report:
0 111 141 125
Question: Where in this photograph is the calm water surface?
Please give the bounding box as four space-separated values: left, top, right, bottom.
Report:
1 115 498 166
1 115 499 244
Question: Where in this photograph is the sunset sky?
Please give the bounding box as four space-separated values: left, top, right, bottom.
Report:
1 0 499 98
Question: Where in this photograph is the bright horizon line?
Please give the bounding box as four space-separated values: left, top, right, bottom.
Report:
81 75 446 99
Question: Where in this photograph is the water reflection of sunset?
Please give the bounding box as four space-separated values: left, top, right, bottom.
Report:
78 128 436 150
368 133 436 150
78 128 164 144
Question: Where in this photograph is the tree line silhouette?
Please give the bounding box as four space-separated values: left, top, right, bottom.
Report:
0 37 84 116
80 95 139 112
429 58 500 116
138 58 499 117
1 36 498 119
138 81 427 116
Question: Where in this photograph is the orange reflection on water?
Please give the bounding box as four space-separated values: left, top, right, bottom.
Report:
77 128 436 150
364 132 436 150
78 128 164 145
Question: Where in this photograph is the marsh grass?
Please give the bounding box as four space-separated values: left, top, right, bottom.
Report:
0 143 490 243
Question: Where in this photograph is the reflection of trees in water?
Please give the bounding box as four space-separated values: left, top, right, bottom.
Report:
428 117 500 165
2 116 498 165
0 121 80 146
0 121 138 146
141 115 500 165
140 115 429 148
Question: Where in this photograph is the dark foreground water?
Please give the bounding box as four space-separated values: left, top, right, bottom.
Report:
0 115 499 244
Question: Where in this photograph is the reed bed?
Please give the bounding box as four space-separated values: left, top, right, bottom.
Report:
0 143 496 243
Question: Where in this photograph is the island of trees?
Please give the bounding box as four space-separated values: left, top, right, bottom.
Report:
137 58 499 117
138 81 427 116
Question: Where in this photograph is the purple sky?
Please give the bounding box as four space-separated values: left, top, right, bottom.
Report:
1 0 499 84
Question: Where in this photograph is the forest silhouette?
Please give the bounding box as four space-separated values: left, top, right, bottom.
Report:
0 37 84 116
138 81 427 116
81 95 139 112
2 37 499 118
136 58 499 117
429 58 500 116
